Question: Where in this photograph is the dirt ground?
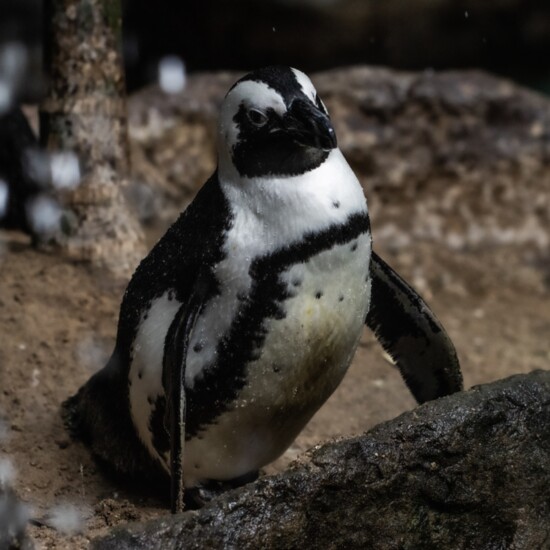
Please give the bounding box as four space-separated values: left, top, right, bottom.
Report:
1 221 549 548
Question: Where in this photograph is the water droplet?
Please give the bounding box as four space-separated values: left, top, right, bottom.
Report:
0 457 16 487
0 78 12 114
47 503 86 535
50 151 81 190
0 179 8 219
158 56 187 94
0 42 27 114
23 148 51 186
25 194 62 236
76 334 108 372
31 368 40 388
0 42 27 82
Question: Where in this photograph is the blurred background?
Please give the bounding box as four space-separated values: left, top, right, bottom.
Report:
2 0 550 96
1 1 550 546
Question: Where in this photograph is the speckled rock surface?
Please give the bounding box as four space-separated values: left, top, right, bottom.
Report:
92 370 550 550
128 67 550 252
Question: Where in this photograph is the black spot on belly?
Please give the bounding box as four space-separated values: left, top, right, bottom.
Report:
338 295 344 302
332 200 340 209
273 364 281 373
138 370 143 379
351 242 358 251
250 347 263 361
193 342 203 353
292 278 302 287
315 291 323 299
273 307 287 320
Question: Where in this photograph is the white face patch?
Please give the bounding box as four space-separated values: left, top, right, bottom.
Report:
220 148 367 251
291 67 317 104
218 80 287 155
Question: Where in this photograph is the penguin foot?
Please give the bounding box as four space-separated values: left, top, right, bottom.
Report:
185 470 260 509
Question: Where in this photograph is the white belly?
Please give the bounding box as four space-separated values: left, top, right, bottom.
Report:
128 231 371 486
182 233 371 485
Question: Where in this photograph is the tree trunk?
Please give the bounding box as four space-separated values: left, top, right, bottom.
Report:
40 0 144 278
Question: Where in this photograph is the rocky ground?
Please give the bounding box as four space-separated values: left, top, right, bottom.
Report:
1 67 550 548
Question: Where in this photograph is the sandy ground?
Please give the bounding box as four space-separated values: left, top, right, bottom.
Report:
1 225 549 548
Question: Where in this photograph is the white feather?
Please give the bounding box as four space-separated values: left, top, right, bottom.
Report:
291 67 317 102
129 292 181 459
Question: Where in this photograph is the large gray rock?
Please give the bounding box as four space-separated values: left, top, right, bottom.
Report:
128 68 550 251
93 370 550 550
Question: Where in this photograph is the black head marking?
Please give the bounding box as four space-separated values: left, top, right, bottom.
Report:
229 66 305 107
227 66 336 178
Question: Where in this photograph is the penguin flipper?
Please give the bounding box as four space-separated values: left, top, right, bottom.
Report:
162 285 206 514
366 251 463 403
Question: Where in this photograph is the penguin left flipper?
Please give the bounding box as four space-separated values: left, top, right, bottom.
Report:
366 252 463 403
162 283 207 514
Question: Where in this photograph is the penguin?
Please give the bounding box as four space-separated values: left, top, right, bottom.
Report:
62 66 462 512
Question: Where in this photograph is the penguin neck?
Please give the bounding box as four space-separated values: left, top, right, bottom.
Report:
217 148 369 251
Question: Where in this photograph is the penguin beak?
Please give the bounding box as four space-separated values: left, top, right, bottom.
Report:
283 98 337 151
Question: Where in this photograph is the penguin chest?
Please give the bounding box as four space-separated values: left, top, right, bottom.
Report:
182 232 372 484
248 233 373 415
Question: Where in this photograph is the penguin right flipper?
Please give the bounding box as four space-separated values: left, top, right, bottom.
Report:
162 282 208 514
366 251 463 403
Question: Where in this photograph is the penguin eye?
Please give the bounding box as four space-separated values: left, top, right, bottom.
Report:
247 109 268 127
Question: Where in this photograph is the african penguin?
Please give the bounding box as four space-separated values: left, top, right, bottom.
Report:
62 66 462 512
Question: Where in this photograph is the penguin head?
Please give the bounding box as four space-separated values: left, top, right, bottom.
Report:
218 66 337 179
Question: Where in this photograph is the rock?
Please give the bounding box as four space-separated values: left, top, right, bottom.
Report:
92 370 550 550
0 487 33 550
129 68 550 251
